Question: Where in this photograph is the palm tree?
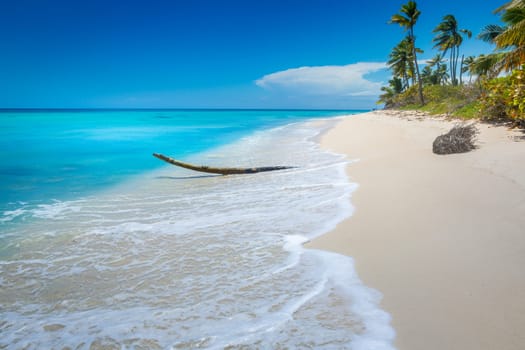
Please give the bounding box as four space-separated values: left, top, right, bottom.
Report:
421 65 448 86
378 77 404 108
495 0 525 68
427 54 449 85
476 26 508 75
423 56 438 85
461 56 476 83
388 38 414 90
436 63 450 85
432 14 472 85
472 53 507 79
421 65 433 85
390 1 425 105
478 0 525 72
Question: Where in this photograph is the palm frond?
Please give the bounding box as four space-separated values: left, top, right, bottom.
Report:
460 29 473 38
477 24 506 43
495 16 525 48
495 0 525 14
501 7 525 25
472 53 507 77
500 45 525 70
389 14 410 28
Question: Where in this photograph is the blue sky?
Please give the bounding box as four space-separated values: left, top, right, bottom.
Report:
0 0 504 109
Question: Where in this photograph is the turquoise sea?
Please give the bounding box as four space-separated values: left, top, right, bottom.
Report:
0 109 354 209
0 110 394 349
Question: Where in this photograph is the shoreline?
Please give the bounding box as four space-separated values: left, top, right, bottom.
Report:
307 110 525 350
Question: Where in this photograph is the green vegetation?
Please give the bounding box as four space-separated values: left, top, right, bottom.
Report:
478 69 525 125
380 0 525 127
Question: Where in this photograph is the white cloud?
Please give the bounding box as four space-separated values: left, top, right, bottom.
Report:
255 62 387 97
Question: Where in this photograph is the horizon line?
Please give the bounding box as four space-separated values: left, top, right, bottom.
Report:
0 107 372 112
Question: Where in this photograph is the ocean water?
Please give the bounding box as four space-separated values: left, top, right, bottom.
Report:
0 110 395 349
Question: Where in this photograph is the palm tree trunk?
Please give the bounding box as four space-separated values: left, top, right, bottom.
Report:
459 54 465 85
410 28 425 105
449 50 455 85
153 153 294 175
414 56 424 104
452 47 460 86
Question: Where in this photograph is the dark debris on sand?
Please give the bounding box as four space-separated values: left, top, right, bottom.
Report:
433 124 479 155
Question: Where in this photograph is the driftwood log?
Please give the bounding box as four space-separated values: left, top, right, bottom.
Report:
153 153 295 175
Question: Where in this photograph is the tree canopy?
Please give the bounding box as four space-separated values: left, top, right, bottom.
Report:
379 0 525 126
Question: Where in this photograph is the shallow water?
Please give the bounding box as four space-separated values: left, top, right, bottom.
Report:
0 111 394 349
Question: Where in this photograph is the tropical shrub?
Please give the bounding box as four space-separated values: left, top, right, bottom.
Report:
508 69 525 124
394 85 419 107
384 84 481 114
478 68 525 126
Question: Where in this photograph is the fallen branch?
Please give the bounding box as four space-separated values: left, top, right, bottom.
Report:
153 153 295 175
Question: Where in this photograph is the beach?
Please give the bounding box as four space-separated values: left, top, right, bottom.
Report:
308 110 525 349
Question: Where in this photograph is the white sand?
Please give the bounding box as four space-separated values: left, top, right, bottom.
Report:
308 111 525 350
